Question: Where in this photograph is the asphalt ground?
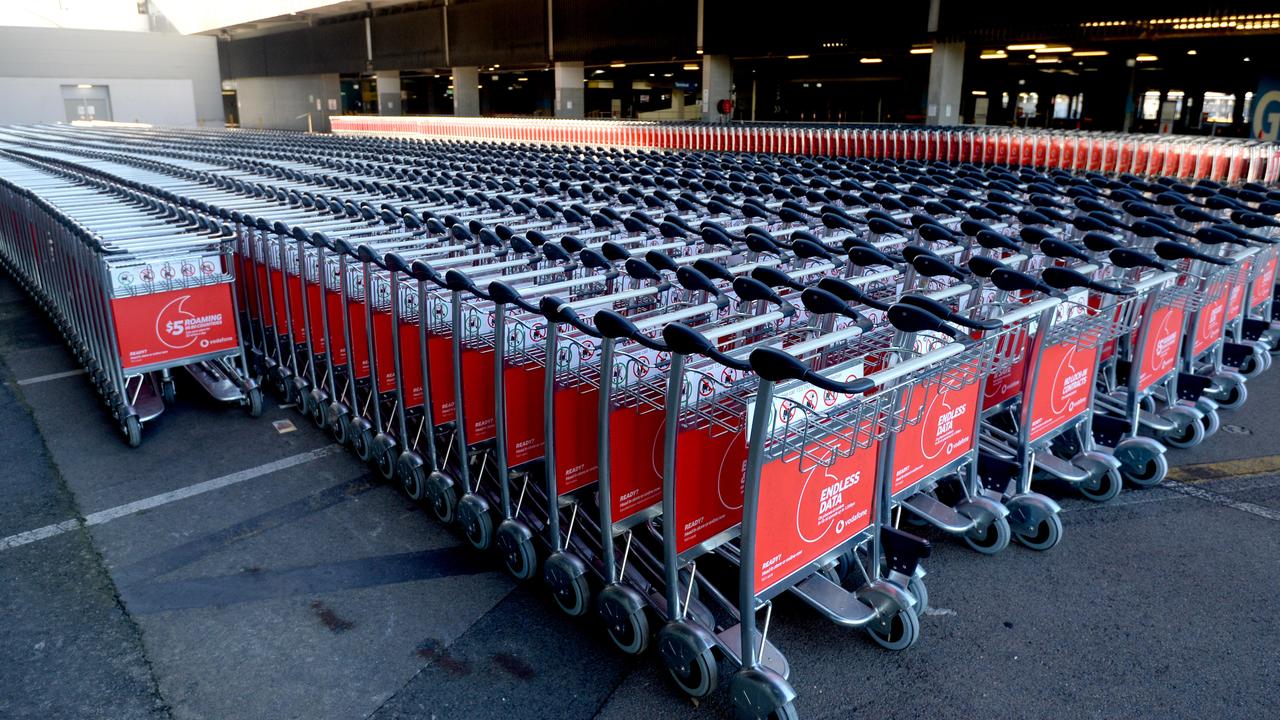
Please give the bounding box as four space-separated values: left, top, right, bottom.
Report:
1 269 1277 720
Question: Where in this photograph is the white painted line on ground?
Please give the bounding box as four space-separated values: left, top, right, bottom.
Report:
0 519 81 551
1064 475 1280 515
1163 479 1280 522
0 445 341 552
16 368 86 386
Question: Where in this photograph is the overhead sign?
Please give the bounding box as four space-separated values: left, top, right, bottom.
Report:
1252 76 1280 141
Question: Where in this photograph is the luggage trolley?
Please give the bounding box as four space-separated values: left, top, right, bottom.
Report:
432 254 629 553
731 305 979 719
1088 246 1205 445
1230 215 1280 355
971 261 1135 546
1129 240 1241 447
0 152 262 445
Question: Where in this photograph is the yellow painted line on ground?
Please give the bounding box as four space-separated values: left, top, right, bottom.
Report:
1167 454 1280 483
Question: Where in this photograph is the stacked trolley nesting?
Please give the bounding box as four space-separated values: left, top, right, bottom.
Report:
0 140 262 446
332 116 1280 186
0 122 1277 719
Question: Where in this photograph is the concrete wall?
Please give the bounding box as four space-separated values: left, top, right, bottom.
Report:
0 77 197 126
0 26 221 127
232 75 342 132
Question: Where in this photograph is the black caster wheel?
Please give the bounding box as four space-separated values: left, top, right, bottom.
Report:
1013 512 1063 551
963 515 1010 555
495 520 538 581
425 471 457 524
544 551 590 617
598 585 650 655
456 493 493 550
244 387 264 418
867 604 921 651
121 415 142 448
1079 467 1123 503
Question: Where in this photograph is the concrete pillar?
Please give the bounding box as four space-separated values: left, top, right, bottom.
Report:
926 41 964 126
376 70 401 115
701 54 732 122
452 66 479 116
554 61 584 118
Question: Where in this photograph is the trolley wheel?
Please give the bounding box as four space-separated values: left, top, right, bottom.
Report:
330 412 350 445
769 703 800 720
244 387 264 418
1162 417 1206 449
1120 450 1168 488
545 553 591 617
1201 407 1220 438
867 605 920 651
401 463 426 502
495 521 538 581
457 494 493 550
664 645 717 698
1238 352 1264 378
598 590 651 655
962 516 1010 555
374 448 396 482
1218 382 1247 410
1013 512 1063 552
908 574 929 618
295 390 312 419
351 424 374 462
121 415 142 448
309 396 328 428
1079 467 1123 503
161 378 176 405
272 372 293 404
425 472 458 524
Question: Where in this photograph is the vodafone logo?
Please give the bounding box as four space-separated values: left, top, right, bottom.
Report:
921 389 966 460
157 295 198 349
795 464 857 543
1050 346 1088 416
1151 311 1178 366
155 295 224 350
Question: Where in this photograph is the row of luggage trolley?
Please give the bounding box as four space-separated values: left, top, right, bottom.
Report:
332 116 1280 185
1 123 1279 719
0 135 263 445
